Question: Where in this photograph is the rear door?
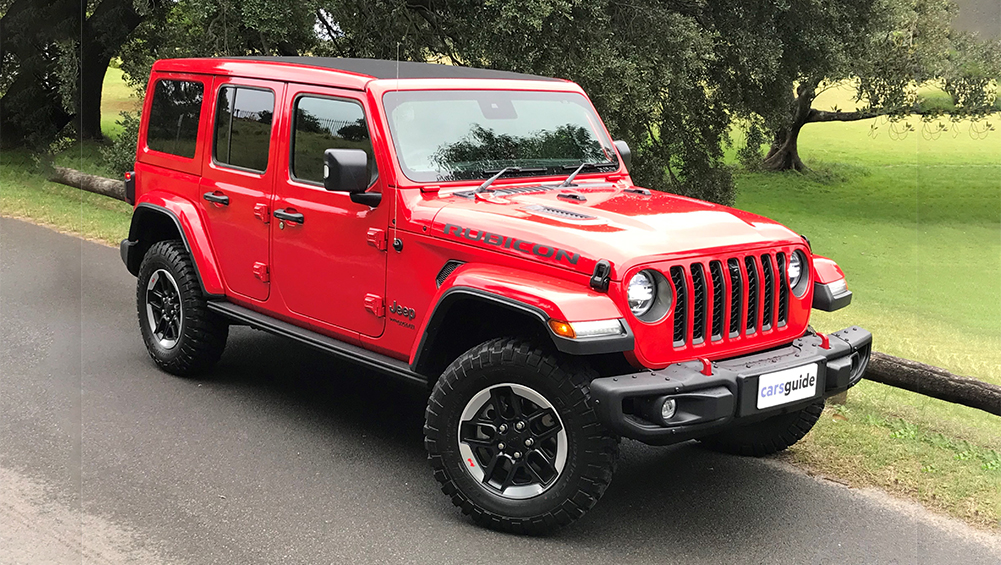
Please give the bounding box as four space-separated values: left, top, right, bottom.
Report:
199 76 285 302
271 84 389 338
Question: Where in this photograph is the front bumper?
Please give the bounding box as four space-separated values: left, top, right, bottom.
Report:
590 326 872 445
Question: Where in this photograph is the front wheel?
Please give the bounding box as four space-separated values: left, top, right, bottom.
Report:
424 338 618 534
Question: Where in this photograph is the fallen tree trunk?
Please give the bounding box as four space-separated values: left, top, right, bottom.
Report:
48 166 126 202
865 352 1001 416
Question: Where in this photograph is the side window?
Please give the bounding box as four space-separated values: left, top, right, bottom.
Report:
146 79 204 158
291 96 377 186
213 86 275 173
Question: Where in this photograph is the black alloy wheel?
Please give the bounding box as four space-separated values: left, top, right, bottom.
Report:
425 338 619 534
137 240 228 376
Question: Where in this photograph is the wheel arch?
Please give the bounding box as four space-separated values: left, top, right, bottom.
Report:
122 196 224 297
410 264 634 378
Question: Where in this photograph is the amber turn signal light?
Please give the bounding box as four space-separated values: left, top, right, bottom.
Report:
547 319 576 339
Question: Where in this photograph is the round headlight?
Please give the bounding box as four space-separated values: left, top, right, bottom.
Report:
788 251 805 291
627 271 656 316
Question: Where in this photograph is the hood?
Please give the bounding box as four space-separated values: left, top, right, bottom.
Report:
428 181 803 279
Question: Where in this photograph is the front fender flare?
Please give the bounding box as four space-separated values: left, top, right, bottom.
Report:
410 264 633 372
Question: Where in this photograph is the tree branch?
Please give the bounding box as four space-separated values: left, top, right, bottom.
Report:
806 109 885 123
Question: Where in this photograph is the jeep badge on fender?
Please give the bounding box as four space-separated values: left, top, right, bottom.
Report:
120 56 870 535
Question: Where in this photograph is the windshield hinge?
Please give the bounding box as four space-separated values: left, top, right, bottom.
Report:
590 259 611 292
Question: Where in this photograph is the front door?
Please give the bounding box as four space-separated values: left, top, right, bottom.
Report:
271 84 389 338
199 76 284 301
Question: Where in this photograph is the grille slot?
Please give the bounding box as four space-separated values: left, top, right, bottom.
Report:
690 263 707 343
727 258 742 337
761 254 774 331
523 204 597 221
435 260 464 288
745 256 759 334
777 253 789 326
709 261 725 341
670 266 687 345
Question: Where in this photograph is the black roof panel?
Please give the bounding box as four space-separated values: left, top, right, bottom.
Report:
231 56 562 82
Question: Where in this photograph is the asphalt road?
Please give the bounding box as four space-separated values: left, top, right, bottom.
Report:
1 216 998 564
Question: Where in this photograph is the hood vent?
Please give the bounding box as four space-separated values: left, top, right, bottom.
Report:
523 204 596 222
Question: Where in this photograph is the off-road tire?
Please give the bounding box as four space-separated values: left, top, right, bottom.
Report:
424 338 619 534
699 399 825 457
137 240 228 376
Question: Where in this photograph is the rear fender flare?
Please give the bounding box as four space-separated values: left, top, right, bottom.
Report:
125 193 224 296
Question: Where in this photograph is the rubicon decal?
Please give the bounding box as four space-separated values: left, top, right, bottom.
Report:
443 224 580 265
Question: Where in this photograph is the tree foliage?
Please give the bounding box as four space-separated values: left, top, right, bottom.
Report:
5 0 997 200
0 0 166 147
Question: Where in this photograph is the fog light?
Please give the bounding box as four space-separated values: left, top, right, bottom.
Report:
660 398 677 422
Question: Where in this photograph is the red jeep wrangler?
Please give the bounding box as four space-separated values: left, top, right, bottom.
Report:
121 57 871 533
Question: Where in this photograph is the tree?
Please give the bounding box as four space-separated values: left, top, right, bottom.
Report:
0 0 167 147
312 0 740 204
717 0 1001 171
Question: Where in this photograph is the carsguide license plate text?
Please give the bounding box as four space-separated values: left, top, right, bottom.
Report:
756 363 819 409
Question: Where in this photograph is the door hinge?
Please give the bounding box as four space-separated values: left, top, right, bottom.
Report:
252 262 270 283
254 203 270 224
366 228 387 251
364 293 385 317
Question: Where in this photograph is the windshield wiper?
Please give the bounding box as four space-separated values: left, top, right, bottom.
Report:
476 167 547 193
559 161 617 187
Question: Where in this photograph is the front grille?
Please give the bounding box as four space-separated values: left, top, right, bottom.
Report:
664 252 791 350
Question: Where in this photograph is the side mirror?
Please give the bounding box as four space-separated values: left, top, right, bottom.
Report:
613 140 631 171
324 148 381 206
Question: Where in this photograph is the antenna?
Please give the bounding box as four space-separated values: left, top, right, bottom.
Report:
392 41 401 245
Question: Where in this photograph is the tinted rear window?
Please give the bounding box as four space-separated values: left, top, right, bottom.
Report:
146 79 204 158
213 86 275 172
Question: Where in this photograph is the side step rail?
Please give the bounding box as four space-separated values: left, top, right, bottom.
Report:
207 301 427 387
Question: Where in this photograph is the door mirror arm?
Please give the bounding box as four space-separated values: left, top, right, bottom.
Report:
350 192 382 206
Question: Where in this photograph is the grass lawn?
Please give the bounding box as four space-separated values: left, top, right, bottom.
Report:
101 66 141 139
1 71 999 530
734 84 1001 530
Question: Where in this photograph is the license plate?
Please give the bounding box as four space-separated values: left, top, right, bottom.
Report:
756 363 819 410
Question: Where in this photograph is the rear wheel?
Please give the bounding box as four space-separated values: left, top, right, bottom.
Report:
699 399 825 457
137 240 228 376
424 338 618 534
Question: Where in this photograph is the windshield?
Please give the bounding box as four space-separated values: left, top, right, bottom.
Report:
383 90 618 183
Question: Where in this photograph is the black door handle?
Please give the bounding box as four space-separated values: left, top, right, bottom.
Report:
203 192 229 205
274 208 304 224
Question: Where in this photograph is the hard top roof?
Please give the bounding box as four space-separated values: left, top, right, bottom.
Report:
230 56 563 82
